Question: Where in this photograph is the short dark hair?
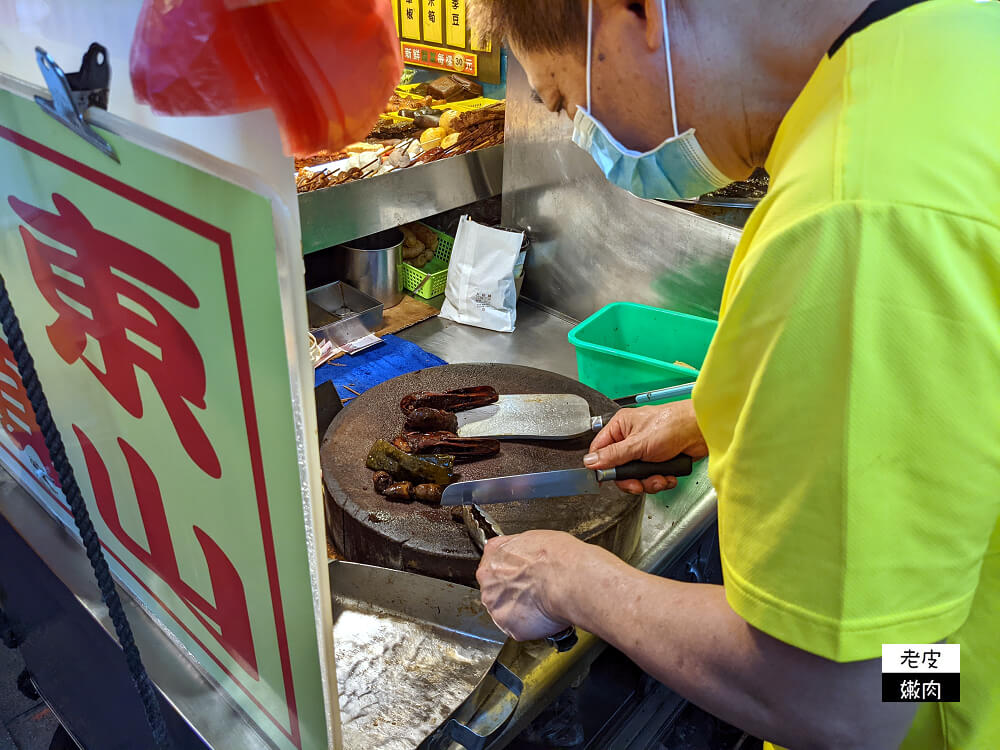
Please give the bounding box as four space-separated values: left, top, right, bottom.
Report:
469 0 586 52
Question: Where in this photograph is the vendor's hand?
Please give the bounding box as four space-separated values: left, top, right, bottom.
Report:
585 400 708 495
477 530 586 641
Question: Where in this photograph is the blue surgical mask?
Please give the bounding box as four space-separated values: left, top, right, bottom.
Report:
571 0 731 200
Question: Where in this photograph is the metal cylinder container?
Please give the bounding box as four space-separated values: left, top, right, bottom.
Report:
338 228 405 307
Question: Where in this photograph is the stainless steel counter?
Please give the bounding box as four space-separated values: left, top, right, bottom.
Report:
0 299 717 750
397 300 581 380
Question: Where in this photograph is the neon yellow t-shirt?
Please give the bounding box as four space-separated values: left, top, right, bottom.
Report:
691 1 1000 748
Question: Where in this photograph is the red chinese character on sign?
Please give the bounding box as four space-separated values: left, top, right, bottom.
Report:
0 338 37 443
7 194 221 478
0 337 59 492
75 425 258 678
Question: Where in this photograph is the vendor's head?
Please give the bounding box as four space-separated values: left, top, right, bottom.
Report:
471 0 863 199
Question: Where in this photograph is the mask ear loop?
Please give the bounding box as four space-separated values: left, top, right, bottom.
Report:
661 0 680 137
586 0 594 112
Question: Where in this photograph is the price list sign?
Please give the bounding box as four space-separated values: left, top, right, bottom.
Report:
882 644 960 702
390 0 502 83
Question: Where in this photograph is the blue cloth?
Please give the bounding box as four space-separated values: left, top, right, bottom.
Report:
313 334 446 402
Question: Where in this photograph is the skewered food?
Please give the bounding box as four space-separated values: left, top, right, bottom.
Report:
295 150 348 168
404 407 458 433
452 102 505 129
296 97 506 194
365 439 455 485
392 432 501 461
400 386 499 415
368 118 419 140
386 93 432 112
295 166 367 193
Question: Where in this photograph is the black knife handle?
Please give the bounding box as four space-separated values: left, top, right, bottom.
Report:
591 411 618 432
600 456 694 482
546 626 578 652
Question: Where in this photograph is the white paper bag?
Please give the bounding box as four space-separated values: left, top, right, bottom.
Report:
440 216 524 332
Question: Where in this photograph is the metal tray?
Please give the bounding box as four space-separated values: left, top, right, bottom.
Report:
330 561 520 750
307 281 383 352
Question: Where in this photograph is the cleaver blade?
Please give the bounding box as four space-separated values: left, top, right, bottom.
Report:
455 393 608 440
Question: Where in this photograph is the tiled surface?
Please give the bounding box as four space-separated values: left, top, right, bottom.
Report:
0 646 56 749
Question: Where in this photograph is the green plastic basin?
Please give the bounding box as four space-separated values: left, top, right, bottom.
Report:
568 302 717 401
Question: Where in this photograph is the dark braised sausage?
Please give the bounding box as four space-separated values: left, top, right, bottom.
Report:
413 484 443 505
373 471 393 494
404 407 459 433
393 432 501 462
383 482 414 502
400 386 499 414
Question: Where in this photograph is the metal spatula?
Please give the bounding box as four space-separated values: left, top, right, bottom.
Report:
456 393 614 440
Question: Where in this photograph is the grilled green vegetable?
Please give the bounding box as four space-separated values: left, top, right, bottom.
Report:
366 439 455 485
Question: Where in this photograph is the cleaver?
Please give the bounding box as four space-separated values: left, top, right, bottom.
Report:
456 393 615 440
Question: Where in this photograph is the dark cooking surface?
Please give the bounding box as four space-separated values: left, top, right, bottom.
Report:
321 364 643 584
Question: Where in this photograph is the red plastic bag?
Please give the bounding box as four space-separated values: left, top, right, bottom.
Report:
130 0 270 115
130 0 402 156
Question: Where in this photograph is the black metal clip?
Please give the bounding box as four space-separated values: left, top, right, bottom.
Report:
34 43 117 162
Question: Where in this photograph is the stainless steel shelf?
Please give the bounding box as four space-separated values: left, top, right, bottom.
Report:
298 144 504 253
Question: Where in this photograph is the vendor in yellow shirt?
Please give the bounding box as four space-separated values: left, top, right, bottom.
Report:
469 0 1000 748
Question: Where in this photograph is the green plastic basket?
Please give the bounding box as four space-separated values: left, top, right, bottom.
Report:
568 302 717 401
400 224 453 299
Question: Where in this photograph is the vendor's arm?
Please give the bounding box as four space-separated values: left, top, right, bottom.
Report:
479 532 917 750
482 201 1000 748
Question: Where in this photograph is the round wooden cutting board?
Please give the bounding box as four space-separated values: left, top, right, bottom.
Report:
321 363 643 584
